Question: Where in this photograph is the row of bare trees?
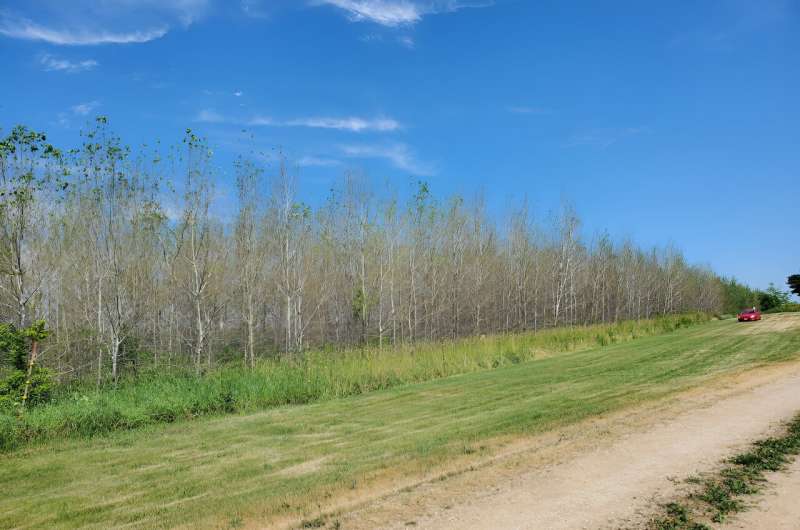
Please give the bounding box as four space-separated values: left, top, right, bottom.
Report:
0 120 722 383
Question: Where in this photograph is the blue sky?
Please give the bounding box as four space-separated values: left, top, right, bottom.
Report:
0 0 798 295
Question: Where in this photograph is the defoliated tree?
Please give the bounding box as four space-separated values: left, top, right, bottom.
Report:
0 126 63 328
173 130 222 373
0 120 741 381
234 156 265 368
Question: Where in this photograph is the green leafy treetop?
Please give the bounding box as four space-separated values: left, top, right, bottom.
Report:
759 284 791 311
789 274 800 297
22 320 49 342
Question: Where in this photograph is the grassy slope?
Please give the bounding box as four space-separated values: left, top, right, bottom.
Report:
2 314 707 450
2 317 799 529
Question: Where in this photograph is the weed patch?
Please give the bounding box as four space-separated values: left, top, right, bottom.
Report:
647 413 800 528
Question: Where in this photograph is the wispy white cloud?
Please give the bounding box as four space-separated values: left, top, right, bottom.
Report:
285 116 400 132
240 0 271 19
397 35 415 48
233 90 244 97
195 109 226 123
297 156 342 167
102 0 212 26
247 115 275 126
0 1 210 45
71 101 101 116
670 0 791 51
55 100 101 127
315 0 421 26
39 53 98 73
314 0 493 27
340 143 433 175
195 110 401 132
0 14 168 45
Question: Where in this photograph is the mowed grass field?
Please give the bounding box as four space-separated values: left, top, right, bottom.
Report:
3 315 800 529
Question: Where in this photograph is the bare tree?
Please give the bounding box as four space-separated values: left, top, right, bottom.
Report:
4 120 728 382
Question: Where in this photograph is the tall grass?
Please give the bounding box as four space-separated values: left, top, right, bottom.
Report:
0 313 709 451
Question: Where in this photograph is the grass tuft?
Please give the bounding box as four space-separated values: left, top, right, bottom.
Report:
300 516 326 528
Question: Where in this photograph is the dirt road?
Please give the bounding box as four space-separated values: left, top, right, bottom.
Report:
336 314 800 530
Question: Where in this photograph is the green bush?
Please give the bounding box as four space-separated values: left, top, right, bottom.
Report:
0 321 54 411
0 321 53 411
0 323 27 370
0 366 55 409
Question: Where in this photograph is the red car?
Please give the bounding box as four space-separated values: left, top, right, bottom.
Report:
738 308 762 322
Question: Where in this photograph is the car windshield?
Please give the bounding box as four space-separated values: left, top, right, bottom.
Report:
742 309 756 313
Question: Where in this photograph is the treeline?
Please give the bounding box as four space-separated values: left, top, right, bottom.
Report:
1 119 725 383
719 278 795 314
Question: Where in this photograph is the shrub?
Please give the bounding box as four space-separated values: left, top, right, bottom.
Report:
0 321 54 410
0 366 55 408
0 323 27 370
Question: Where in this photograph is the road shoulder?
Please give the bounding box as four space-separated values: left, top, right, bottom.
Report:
327 361 800 530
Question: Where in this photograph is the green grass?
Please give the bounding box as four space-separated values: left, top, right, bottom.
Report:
650 502 711 530
649 412 800 528
1 313 709 451
2 314 799 529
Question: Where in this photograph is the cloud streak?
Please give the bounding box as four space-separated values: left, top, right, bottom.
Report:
285 116 400 132
314 0 493 27
39 54 98 73
195 109 401 132
0 1 210 46
340 143 433 175
71 101 101 116
297 156 342 167
0 14 167 45
195 109 226 123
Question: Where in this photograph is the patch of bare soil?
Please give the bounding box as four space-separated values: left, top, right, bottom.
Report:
277 457 329 478
719 457 800 530
330 361 800 530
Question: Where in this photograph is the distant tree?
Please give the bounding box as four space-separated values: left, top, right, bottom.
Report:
758 283 791 311
233 155 264 368
789 274 800 297
718 277 758 314
173 129 224 373
0 126 64 328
